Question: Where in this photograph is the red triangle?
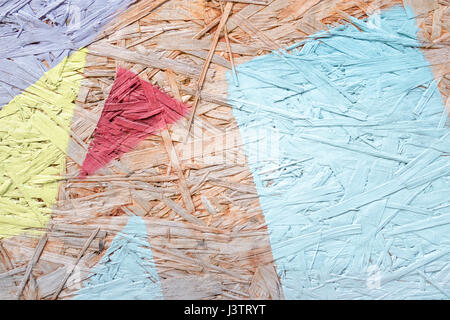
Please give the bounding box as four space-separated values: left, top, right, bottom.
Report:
79 68 189 177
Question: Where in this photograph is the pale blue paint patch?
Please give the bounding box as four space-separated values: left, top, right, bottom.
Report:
0 0 136 108
74 215 163 300
228 5 450 299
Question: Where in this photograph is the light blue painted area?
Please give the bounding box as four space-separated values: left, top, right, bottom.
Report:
74 215 163 300
227 6 450 299
0 0 136 108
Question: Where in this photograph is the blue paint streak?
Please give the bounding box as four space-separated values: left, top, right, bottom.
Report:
228 6 450 299
0 0 136 108
74 216 163 300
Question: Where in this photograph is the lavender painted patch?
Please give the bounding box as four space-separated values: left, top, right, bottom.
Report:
0 0 136 108
228 6 450 299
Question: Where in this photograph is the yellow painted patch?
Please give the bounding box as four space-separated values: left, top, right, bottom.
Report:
0 49 87 238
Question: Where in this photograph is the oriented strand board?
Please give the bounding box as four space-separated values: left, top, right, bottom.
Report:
0 0 448 300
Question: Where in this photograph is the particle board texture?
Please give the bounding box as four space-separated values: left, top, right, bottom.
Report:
0 0 448 300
